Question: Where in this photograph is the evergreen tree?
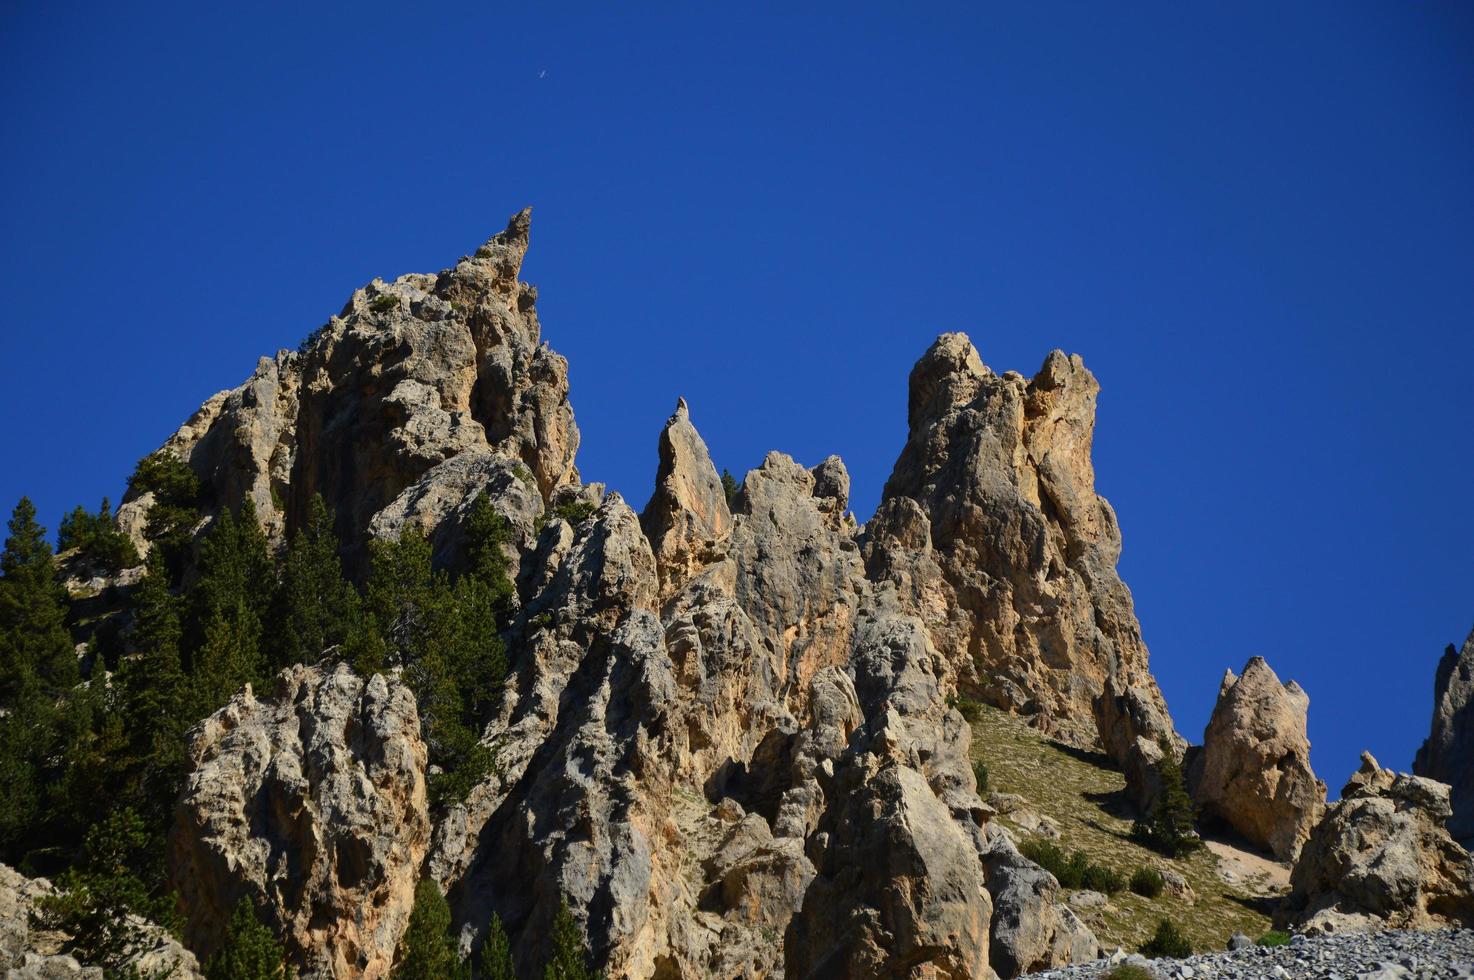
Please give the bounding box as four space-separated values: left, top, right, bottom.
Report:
0 498 86 866
205 897 290 980
394 878 467 980
1132 740 1200 857
268 495 365 670
478 913 515 980
57 498 138 572
127 451 202 580
37 808 177 973
543 900 598 980
364 529 507 805
185 502 273 716
720 468 741 511
0 497 77 702
461 491 514 615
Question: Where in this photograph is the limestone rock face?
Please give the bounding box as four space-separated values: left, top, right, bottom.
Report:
878 333 1178 770
1415 625 1474 846
1279 752 1474 934
140 221 1132 977
120 209 578 571
170 664 430 979
1189 657 1326 860
118 350 300 554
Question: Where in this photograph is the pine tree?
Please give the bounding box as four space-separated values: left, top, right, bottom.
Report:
0 498 83 865
37 808 177 972
205 897 289 980
185 502 273 716
111 548 192 828
127 452 202 580
394 878 467 979
1132 740 1200 857
478 912 515 980
543 900 598 980
364 529 507 805
57 497 138 572
0 497 77 703
268 494 364 671
720 468 741 510
462 491 514 615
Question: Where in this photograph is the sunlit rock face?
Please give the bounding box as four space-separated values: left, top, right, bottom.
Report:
155 218 1174 978
1189 656 1326 861
1280 752 1474 935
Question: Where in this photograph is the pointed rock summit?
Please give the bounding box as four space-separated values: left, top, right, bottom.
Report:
640 397 732 596
879 331 1178 774
118 209 578 572
1189 656 1326 860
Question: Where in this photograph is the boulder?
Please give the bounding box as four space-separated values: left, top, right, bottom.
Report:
170 663 430 979
1189 657 1326 860
1414 624 1474 846
1279 752 1474 933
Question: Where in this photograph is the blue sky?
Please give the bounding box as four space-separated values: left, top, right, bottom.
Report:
2 3 1471 791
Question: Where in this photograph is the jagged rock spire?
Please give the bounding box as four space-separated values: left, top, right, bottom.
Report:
640 397 731 596
1414 624 1474 844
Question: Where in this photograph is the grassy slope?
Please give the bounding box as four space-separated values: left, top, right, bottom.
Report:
970 706 1282 956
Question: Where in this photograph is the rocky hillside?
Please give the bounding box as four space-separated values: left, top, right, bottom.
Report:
2 211 1471 979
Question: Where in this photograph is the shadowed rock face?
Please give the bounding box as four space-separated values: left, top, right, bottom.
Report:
1189 657 1326 860
1280 752 1474 935
1415 625 1474 846
155 221 1154 978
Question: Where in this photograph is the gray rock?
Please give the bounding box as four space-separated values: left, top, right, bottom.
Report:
1415 625 1474 846
1280 752 1474 934
170 663 429 978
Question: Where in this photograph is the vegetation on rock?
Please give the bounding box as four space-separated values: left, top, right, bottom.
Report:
1132 741 1201 857
394 878 466 979
205 897 290 980
58 497 139 571
1140 918 1193 959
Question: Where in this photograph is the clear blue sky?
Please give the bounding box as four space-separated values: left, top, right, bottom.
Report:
3 3 1471 792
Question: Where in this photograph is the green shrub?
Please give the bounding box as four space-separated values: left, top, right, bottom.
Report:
1102 966 1154 980
1257 930 1292 947
204 897 289 980
1140 918 1192 959
369 293 399 313
972 758 989 794
1082 863 1125 894
394 878 465 978
949 694 983 723
537 498 597 531
1018 839 1123 894
1129 867 1165 898
545 899 598 980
